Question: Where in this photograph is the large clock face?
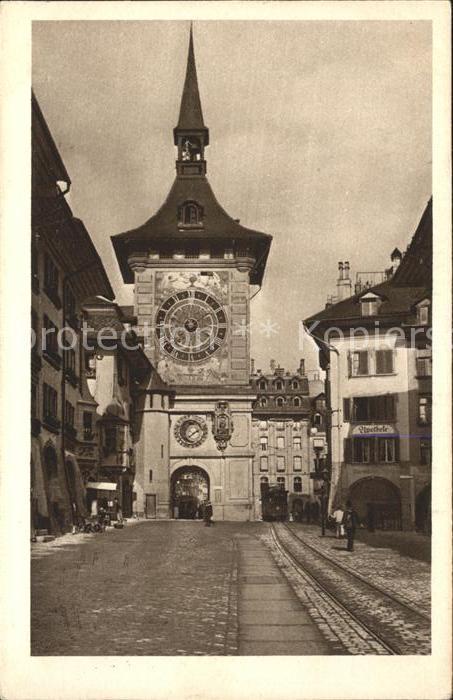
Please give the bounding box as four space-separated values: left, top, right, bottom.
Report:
156 290 227 363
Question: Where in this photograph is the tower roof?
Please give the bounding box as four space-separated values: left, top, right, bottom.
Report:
176 26 206 132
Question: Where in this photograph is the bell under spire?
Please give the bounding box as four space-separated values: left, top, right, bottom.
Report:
174 25 209 176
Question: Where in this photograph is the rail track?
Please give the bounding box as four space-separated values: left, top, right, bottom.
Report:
271 522 431 655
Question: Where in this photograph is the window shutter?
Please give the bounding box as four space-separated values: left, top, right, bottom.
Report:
343 398 350 422
359 351 368 375
394 438 400 462
385 350 393 373
347 352 352 377
376 350 384 374
344 438 352 463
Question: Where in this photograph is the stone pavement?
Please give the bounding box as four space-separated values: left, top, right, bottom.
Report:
236 534 333 655
287 524 431 617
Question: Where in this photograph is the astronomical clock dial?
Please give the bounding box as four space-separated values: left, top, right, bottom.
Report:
174 416 208 448
156 290 227 363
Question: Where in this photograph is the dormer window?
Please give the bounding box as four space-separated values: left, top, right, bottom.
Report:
360 292 381 317
294 396 302 407
258 380 267 391
276 396 286 407
178 201 203 227
292 380 299 390
415 299 431 326
275 380 283 391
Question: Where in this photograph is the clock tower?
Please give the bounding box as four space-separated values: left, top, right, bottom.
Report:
112 28 272 520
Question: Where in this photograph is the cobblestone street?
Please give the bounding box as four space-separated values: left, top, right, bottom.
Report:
31 520 431 656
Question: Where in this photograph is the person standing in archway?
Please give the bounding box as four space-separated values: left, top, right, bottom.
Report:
342 500 359 552
203 500 213 527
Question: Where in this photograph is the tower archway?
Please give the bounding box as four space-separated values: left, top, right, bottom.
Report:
171 465 210 519
348 477 401 530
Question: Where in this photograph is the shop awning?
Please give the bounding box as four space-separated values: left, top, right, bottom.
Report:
86 482 117 491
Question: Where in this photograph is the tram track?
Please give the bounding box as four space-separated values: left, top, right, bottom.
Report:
271 522 431 655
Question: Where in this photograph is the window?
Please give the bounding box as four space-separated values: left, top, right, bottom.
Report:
43 315 61 364
258 397 267 408
83 412 93 440
293 477 302 493
315 397 326 411
42 383 59 429
293 456 302 472
85 352 96 378
258 380 267 390
313 413 322 427
277 477 285 489
179 201 203 226
420 439 431 466
416 301 430 325
349 395 396 422
353 437 373 463
293 436 301 450
260 476 269 493
277 436 285 450
345 436 399 464
378 437 397 463
275 380 283 391
350 351 368 376
294 396 302 407
64 400 75 427
161 444 164 458
418 396 431 425
416 357 432 377
185 244 200 259
44 254 61 307
360 294 380 316
260 456 268 472
149 470 153 482
277 456 285 472
375 349 394 375
292 381 299 389
276 396 285 407
260 436 268 451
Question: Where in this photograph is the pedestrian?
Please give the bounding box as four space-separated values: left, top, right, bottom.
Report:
332 505 344 538
203 500 213 527
342 500 359 552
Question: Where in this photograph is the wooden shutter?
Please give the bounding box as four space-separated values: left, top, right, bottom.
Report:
359 351 368 375
394 438 400 462
344 437 352 463
343 398 351 422
376 350 384 374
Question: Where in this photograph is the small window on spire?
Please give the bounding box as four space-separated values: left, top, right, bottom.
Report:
178 201 203 227
181 137 202 162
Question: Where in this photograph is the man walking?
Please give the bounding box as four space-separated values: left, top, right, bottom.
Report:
342 500 358 552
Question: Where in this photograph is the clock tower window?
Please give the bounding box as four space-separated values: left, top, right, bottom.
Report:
178 201 203 227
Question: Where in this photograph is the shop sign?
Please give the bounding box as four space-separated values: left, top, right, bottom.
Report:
352 424 396 436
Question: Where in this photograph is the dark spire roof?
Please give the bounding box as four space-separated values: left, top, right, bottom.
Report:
176 26 205 131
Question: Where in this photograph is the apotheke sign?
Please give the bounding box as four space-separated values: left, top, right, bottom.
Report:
352 424 396 436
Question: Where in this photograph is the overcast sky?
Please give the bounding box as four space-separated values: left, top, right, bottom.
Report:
32 20 431 372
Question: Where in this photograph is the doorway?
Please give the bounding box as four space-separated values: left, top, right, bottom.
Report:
145 494 157 519
171 466 209 519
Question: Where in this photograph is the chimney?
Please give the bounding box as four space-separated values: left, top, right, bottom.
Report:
275 366 285 378
270 359 276 372
250 358 255 375
390 248 402 275
336 260 352 301
298 358 305 376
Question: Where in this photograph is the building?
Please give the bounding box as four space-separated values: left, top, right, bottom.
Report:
111 29 272 520
80 297 153 518
305 198 432 531
31 93 114 535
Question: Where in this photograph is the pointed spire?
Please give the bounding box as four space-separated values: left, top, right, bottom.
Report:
176 25 206 130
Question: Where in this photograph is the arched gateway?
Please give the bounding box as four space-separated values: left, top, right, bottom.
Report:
349 477 401 530
171 466 209 519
